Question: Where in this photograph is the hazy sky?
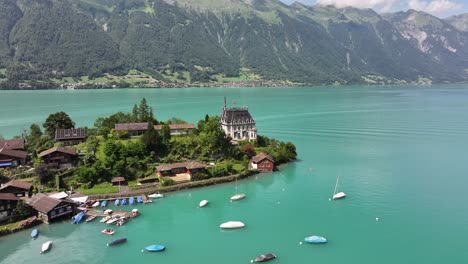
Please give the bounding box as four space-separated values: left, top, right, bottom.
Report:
279 0 468 18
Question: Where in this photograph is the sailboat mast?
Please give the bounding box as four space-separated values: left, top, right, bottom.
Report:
333 176 339 196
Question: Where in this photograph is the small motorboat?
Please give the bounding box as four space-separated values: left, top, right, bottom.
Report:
116 218 126 226
101 200 108 207
106 216 120 224
137 196 143 203
72 212 86 224
230 193 246 201
121 198 127 205
143 244 165 252
100 215 111 223
85 215 96 222
254 253 277 262
114 199 120 206
102 229 115 235
92 201 100 207
129 197 135 205
131 208 139 217
199 200 209 207
104 209 113 215
220 221 245 229
107 238 127 246
148 193 164 199
333 192 346 200
40 241 52 254
31 229 39 239
304 235 327 244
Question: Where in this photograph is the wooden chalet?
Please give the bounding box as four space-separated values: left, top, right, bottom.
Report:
156 160 207 177
0 193 20 222
250 153 275 172
55 128 86 146
154 124 196 135
0 148 27 167
28 193 76 224
38 146 77 169
115 122 149 136
0 139 25 150
111 177 127 186
0 180 33 198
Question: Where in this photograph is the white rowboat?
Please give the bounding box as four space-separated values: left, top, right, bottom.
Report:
199 200 209 207
220 221 245 229
41 241 52 254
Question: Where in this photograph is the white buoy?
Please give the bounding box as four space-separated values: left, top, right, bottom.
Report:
376 217 379 221
251 260 254 263
329 198 331 201
277 201 280 204
299 241 302 245
141 249 144 252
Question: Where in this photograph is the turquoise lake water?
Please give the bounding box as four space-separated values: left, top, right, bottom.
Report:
1 85 468 263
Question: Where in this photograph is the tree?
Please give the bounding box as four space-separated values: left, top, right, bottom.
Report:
243 144 256 159
138 98 149 122
43 111 75 138
132 104 138 121
35 164 51 184
161 123 171 145
13 201 34 221
141 122 163 154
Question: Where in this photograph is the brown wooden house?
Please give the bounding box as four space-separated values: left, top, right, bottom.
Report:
0 148 27 167
115 123 149 136
0 180 33 198
111 177 127 186
154 124 196 135
156 160 207 177
28 193 76 224
0 139 25 150
38 146 77 169
250 153 275 172
55 128 86 146
0 193 20 222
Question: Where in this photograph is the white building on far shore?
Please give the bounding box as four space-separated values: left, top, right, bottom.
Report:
220 97 257 141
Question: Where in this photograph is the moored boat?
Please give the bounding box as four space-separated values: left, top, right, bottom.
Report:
92 201 100 207
72 212 86 224
104 209 113 215
148 193 164 199
100 215 111 223
230 193 246 201
137 196 143 203
129 197 135 205
304 235 327 244
199 200 209 207
121 198 127 205
143 244 165 252
116 218 126 226
220 221 245 229
107 238 127 246
40 241 52 254
254 253 277 262
85 215 96 222
106 216 120 224
114 199 120 206
102 229 115 235
31 229 39 239
131 208 139 217
101 200 108 207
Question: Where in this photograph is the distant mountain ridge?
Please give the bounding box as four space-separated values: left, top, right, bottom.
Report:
0 0 467 87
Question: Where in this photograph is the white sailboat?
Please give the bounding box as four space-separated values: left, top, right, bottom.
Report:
199 200 209 207
220 221 245 229
230 176 245 201
40 241 52 254
332 176 346 200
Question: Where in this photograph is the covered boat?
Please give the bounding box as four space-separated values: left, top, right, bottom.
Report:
199 200 209 207
304 235 327 244
40 241 52 254
148 193 164 199
101 200 108 207
121 198 127 205
137 196 143 203
114 199 120 206
129 197 135 205
144 244 165 252
72 212 86 224
102 229 115 235
106 216 120 224
100 215 111 223
92 201 100 207
104 209 113 215
254 253 277 262
107 238 127 246
220 221 245 229
230 194 246 201
31 229 39 239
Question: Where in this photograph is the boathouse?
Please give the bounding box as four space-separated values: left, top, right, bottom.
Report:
156 161 207 182
0 148 28 167
55 128 86 146
38 146 77 169
0 180 33 198
0 193 20 222
220 97 257 142
250 153 275 172
111 177 127 186
28 193 75 224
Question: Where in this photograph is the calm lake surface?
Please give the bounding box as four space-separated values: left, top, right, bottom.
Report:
1 85 468 263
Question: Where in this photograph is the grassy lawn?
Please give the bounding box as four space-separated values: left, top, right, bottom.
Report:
0 221 22 232
232 163 246 172
77 182 118 195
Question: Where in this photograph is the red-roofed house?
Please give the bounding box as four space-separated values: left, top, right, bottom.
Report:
250 153 275 172
0 139 25 150
0 180 33 198
38 146 77 169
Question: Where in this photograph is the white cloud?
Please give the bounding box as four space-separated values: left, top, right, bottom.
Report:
408 0 463 15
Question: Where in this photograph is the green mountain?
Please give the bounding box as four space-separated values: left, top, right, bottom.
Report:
1 0 468 87
446 13 468 32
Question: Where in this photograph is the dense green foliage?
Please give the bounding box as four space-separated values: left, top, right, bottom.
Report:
43 112 75 139
0 0 467 88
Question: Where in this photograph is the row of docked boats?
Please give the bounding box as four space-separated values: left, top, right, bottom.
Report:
105 237 166 252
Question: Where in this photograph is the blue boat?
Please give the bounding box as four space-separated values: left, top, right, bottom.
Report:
107 238 127 246
137 196 143 203
304 235 327 244
129 197 135 205
144 245 165 252
114 199 120 206
121 198 127 205
31 229 39 238
101 200 107 207
72 212 86 224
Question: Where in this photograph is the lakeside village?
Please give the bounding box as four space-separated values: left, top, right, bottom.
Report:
0 97 296 235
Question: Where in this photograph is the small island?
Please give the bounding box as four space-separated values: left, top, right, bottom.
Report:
0 97 296 233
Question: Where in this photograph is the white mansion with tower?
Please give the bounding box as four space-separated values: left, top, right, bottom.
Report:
220 97 257 141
